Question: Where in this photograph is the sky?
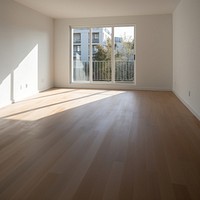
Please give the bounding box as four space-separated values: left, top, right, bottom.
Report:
114 26 134 40
105 26 134 40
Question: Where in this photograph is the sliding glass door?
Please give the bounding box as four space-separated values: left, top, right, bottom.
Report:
71 26 135 83
114 27 134 82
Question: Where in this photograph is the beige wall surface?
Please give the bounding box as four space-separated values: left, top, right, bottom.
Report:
54 15 173 91
0 0 54 107
173 0 200 120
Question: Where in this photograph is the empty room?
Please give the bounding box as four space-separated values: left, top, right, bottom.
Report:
0 0 200 199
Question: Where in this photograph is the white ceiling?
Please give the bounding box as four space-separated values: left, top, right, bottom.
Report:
14 0 181 19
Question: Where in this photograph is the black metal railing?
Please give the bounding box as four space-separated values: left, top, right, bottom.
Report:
73 61 134 82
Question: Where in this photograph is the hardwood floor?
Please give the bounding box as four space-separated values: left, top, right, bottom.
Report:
0 88 200 200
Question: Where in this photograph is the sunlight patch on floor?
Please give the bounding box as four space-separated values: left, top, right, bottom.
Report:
0 89 125 121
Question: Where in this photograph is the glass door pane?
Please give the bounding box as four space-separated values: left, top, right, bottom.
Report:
92 27 112 82
114 26 135 82
72 28 90 82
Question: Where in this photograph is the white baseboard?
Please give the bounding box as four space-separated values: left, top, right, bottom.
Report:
173 90 200 121
65 83 172 92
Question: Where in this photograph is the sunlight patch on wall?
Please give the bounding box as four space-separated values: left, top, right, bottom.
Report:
13 44 39 102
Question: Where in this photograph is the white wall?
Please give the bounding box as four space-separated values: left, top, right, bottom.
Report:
54 15 173 91
0 0 54 107
173 0 200 120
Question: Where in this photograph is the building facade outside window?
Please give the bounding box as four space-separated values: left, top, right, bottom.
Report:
73 33 81 43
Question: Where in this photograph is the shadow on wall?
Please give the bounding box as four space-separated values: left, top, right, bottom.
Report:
0 44 39 107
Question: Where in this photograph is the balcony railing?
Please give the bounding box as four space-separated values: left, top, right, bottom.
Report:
73 60 134 82
115 61 134 81
93 61 111 81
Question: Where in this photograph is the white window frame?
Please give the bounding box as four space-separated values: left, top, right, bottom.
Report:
70 25 136 85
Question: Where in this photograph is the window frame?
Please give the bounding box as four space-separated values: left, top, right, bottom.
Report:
70 25 136 85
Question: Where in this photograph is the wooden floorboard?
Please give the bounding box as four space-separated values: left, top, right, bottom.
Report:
0 88 200 200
